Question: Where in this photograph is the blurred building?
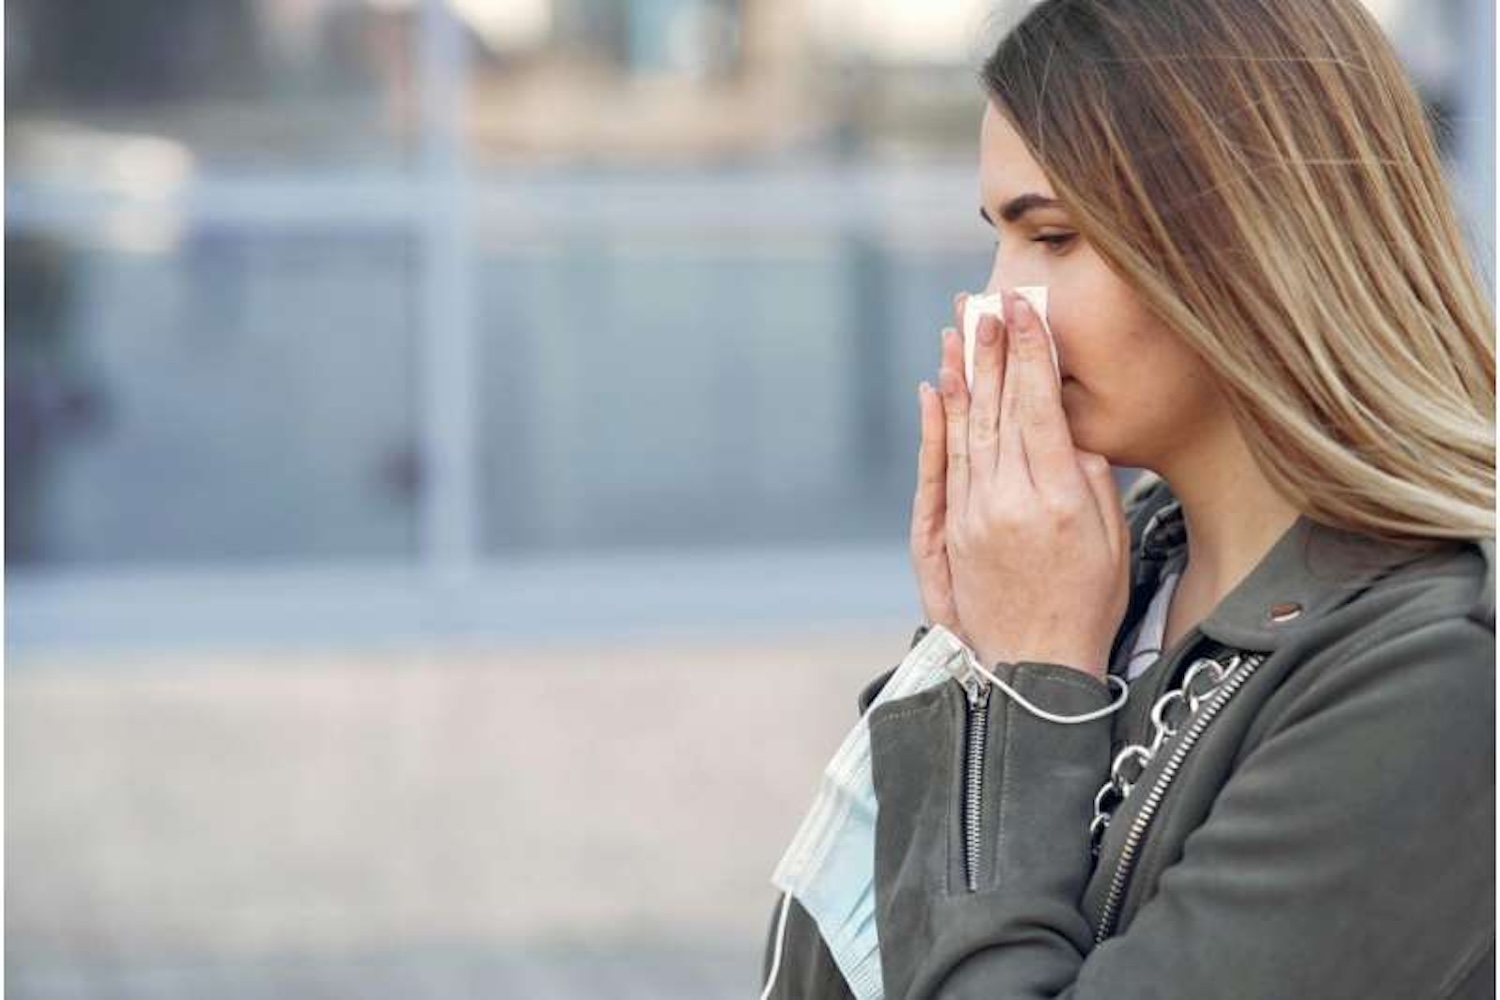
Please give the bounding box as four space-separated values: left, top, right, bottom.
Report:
7 0 1491 647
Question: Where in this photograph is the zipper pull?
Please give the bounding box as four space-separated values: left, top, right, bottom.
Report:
944 646 992 708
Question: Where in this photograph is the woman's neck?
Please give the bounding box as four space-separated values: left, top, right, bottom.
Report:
1155 419 1302 607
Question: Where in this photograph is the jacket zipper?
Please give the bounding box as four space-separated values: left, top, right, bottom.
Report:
1093 646 1266 943
961 677 992 892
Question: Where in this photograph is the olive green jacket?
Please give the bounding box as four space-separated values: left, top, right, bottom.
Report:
762 474 1495 999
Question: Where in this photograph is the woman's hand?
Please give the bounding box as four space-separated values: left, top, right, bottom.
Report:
934 291 1130 681
909 292 974 647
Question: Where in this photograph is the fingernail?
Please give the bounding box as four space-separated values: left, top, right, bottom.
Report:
978 315 997 345
1014 295 1034 324
1012 295 1037 338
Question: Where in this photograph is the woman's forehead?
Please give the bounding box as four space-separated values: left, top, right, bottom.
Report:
980 104 1055 206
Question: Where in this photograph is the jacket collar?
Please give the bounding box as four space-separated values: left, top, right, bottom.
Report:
1137 492 1465 654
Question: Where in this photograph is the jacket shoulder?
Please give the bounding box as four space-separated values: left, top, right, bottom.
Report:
1369 535 1495 636
1468 537 1495 631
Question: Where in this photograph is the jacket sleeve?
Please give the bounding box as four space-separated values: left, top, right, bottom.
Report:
871 613 1495 1000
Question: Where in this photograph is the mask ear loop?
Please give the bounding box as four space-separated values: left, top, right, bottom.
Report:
759 889 794 1000
965 649 1130 724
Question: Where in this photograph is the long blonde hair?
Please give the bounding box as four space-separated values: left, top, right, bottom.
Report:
982 0 1495 544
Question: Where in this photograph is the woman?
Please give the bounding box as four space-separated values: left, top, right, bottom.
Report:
761 1 1494 997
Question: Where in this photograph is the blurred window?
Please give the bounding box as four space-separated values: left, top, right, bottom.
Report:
5 0 1489 579
6 227 421 566
6 0 418 174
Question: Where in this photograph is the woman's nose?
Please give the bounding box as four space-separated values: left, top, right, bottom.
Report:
984 252 1039 298
981 281 1030 299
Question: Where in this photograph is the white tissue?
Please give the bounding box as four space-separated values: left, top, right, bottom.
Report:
962 286 1059 391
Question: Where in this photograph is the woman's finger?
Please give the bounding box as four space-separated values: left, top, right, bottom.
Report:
913 377 962 630
1002 292 1079 492
997 306 1034 491
912 380 947 546
1077 450 1123 557
939 328 971 524
966 312 1004 483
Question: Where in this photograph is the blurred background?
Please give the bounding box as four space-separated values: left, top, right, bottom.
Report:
5 0 1493 996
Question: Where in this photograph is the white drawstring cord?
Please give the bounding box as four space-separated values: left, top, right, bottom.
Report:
759 889 793 1000
965 650 1130 724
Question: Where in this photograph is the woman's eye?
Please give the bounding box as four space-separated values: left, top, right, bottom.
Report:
990 233 1076 253
1032 233 1077 253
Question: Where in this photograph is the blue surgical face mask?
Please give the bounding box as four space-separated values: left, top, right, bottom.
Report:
763 625 973 1000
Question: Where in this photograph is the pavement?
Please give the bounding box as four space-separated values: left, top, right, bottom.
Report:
7 623 911 999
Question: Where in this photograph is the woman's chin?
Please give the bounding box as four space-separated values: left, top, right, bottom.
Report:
1060 383 1106 453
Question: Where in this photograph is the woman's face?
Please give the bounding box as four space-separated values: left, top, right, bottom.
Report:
977 100 1223 470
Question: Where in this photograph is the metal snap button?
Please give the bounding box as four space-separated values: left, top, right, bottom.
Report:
1268 601 1303 623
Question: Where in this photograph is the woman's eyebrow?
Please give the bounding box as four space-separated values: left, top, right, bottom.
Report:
980 193 1065 226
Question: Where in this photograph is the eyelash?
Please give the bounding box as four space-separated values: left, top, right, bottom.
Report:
993 234 1076 253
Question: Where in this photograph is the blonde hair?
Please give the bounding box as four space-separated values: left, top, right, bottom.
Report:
982 0 1495 545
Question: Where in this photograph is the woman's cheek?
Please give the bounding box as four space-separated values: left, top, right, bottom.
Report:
1045 305 1076 381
